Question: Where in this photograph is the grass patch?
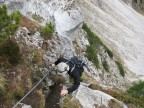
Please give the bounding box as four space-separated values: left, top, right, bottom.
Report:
127 80 144 100
40 22 55 40
81 72 95 83
82 23 114 69
36 90 45 108
20 16 40 34
36 71 44 79
89 83 144 108
82 23 102 47
86 45 99 68
108 99 123 108
115 61 125 77
0 5 21 43
0 5 21 66
0 39 21 65
0 73 7 96
102 59 109 72
82 23 100 68
32 49 43 66
4 81 25 104
63 95 81 108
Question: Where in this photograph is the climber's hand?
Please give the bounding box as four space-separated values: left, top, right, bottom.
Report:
60 89 68 96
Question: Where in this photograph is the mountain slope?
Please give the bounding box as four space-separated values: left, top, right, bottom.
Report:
1 0 144 107
77 0 144 80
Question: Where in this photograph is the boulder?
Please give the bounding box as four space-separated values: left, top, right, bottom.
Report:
74 85 127 108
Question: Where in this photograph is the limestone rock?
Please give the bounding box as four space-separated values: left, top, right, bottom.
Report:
76 0 144 80
74 85 128 108
48 0 83 39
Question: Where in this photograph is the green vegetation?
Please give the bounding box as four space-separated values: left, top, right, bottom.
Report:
0 73 7 96
0 5 21 43
127 80 144 100
82 23 114 69
89 83 144 108
2 80 25 105
82 23 102 47
0 5 21 66
36 71 44 79
36 90 45 108
86 45 99 68
63 95 81 108
0 39 21 65
32 49 43 66
82 23 100 68
40 22 55 40
115 61 125 77
102 59 109 72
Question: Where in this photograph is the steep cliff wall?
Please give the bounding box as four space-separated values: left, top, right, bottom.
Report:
76 0 144 80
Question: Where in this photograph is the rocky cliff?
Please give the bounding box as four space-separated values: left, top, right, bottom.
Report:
0 0 144 108
76 0 144 81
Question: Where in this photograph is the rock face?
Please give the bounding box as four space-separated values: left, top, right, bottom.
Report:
3 0 83 40
1 0 144 107
74 85 127 108
76 0 144 80
49 0 83 39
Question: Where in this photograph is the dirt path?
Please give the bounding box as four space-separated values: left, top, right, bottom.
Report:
45 84 63 108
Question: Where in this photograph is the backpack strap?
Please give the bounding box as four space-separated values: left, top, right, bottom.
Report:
65 59 75 74
70 65 75 74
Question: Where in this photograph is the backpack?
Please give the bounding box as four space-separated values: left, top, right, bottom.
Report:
67 56 90 74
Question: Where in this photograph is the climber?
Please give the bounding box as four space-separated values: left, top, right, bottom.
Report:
52 56 90 96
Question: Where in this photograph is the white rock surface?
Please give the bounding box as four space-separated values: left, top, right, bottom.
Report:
77 0 144 80
3 0 83 40
48 0 83 39
17 103 32 108
54 10 83 39
75 85 127 108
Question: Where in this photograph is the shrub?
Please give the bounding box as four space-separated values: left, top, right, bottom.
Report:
0 5 21 65
0 39 21 65
82 23 100 68
86 45 99 68
108 99 123 108
89 83 104 91
0 5 21 43
82 23 102 47
83 23 114 68
115 61 125 77
4 80 25 105
102 59 109 72
40 22 55 40
89 83 144 107
127 80 144 100
36 71 44 79
63 95 81 108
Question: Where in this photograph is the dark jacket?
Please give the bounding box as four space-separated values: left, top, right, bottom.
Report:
55 57 83 93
